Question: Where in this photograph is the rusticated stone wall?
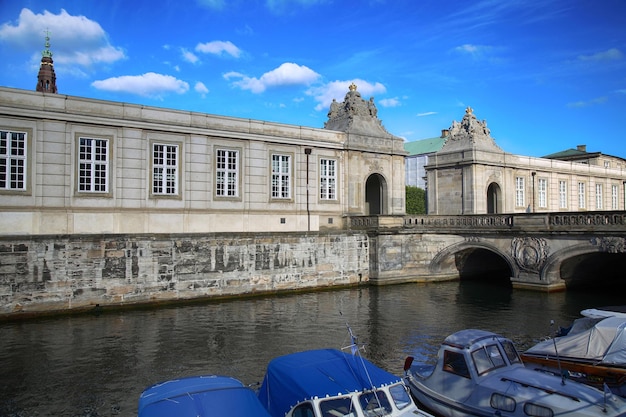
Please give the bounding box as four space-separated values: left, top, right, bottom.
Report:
0 232 369 319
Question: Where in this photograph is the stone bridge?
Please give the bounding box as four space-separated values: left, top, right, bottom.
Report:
350 211 626 291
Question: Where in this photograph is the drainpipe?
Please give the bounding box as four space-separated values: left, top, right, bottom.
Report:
304 148 312 231
530 171 537 213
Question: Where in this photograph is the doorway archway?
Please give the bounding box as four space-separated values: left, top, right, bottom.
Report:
365 174 387 215
487 182 501 214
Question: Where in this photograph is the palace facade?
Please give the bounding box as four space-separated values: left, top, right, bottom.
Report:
0 85 407 236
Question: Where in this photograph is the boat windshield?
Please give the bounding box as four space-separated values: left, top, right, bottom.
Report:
358 390 392 417
472 343 506 375
319 396 356 417
388 383 412 410
500 339 521 365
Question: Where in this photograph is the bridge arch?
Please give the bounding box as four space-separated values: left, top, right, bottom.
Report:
430 240 518 284
542 243 626 290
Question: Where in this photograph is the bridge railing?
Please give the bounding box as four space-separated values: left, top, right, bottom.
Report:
348 211 626 232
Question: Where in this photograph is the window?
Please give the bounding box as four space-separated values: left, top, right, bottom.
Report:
578 182 586 209
537 178 547 208
443 350 470 378
152 143 178 195
78 137 109 192
0 130 27 190
558 180 567 209
271 154 291 199
596 184 603 209
612 185 618 210
472 344 506 375
216 149 239 197
359 390 392 417
320 158 337 200
515 177 525 207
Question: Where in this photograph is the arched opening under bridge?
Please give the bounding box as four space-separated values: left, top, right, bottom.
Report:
454 247 512 286
560 252 626 291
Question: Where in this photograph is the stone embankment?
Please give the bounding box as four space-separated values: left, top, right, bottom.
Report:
0 232 369 320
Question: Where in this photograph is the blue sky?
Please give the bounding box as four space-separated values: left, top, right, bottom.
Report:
1 0 625 158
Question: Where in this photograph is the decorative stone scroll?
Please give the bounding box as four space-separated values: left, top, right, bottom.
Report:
511 237 549 273
440 106 503 153
590 237 626 253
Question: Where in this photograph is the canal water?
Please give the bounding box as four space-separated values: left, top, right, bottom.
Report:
1 281 623 417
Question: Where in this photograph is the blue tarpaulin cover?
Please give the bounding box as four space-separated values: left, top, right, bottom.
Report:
138 374 271 417
258 349 402 417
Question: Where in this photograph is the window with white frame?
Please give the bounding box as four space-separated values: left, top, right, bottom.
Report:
0 129 27 191
596 184 603 209
271 154 291 199
578 182 586 209
559 180 567 209
612 185 618 210
538 178 547 208
515 177 525 207
152 143 178 195
78 137 109 192
320 158 337 200
216 149 239 197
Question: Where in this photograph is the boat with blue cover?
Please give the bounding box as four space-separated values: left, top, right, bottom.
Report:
403 329 626 417
258 348 434 417
138 374 271 417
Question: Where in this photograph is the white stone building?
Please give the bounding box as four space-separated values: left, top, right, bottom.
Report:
425 107 626 214
0 84 407 236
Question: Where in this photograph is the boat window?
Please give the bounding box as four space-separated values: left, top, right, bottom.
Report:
389 383 412 410
490 393 516 412
319 396 355 417
442 350 471 378
500 340 521 364
472 344 506 375
292 402 316 417
524 402 554 417
359 390 392 417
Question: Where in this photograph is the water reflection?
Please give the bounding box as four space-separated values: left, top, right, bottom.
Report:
0 281 623 417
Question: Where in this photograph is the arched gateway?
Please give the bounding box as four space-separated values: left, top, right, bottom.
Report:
365 173 387 215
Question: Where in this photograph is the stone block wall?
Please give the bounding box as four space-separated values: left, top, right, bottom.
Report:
0 232 369 319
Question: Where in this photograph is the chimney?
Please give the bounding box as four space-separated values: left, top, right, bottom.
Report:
577 144 587 152
441 129 449 137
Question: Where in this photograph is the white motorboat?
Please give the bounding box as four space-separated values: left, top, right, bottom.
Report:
258 348 434 417
403 329 626 417
522 309 626 397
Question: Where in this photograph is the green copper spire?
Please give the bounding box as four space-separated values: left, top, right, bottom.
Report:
42 29 53 58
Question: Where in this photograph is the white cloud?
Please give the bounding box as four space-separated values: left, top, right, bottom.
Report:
567 96 608 108
379 97 401 107
417 111 437 117
578 48 623 62
225 62 320 93
182 48 199 64
92 72 189 98
0 8 125 67
196 40 242 58
195 81 209 98
308 79 386 111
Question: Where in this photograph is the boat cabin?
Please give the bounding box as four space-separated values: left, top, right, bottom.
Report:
258 349 431 417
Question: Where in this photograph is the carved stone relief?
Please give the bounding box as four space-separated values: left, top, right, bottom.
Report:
511 237 549 273
590 237 626 253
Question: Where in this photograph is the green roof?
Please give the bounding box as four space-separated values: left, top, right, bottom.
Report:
404 136 447 156
542 148 590 159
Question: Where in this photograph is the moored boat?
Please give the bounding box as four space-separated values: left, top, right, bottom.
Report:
258 348 434 417
521 311 626 397
138 374 271 417
403 329 626 417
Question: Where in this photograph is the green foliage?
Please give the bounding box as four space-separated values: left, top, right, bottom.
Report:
406 186 426 214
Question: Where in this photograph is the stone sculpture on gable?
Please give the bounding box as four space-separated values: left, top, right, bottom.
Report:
324 83 394 139
441 106 502 153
